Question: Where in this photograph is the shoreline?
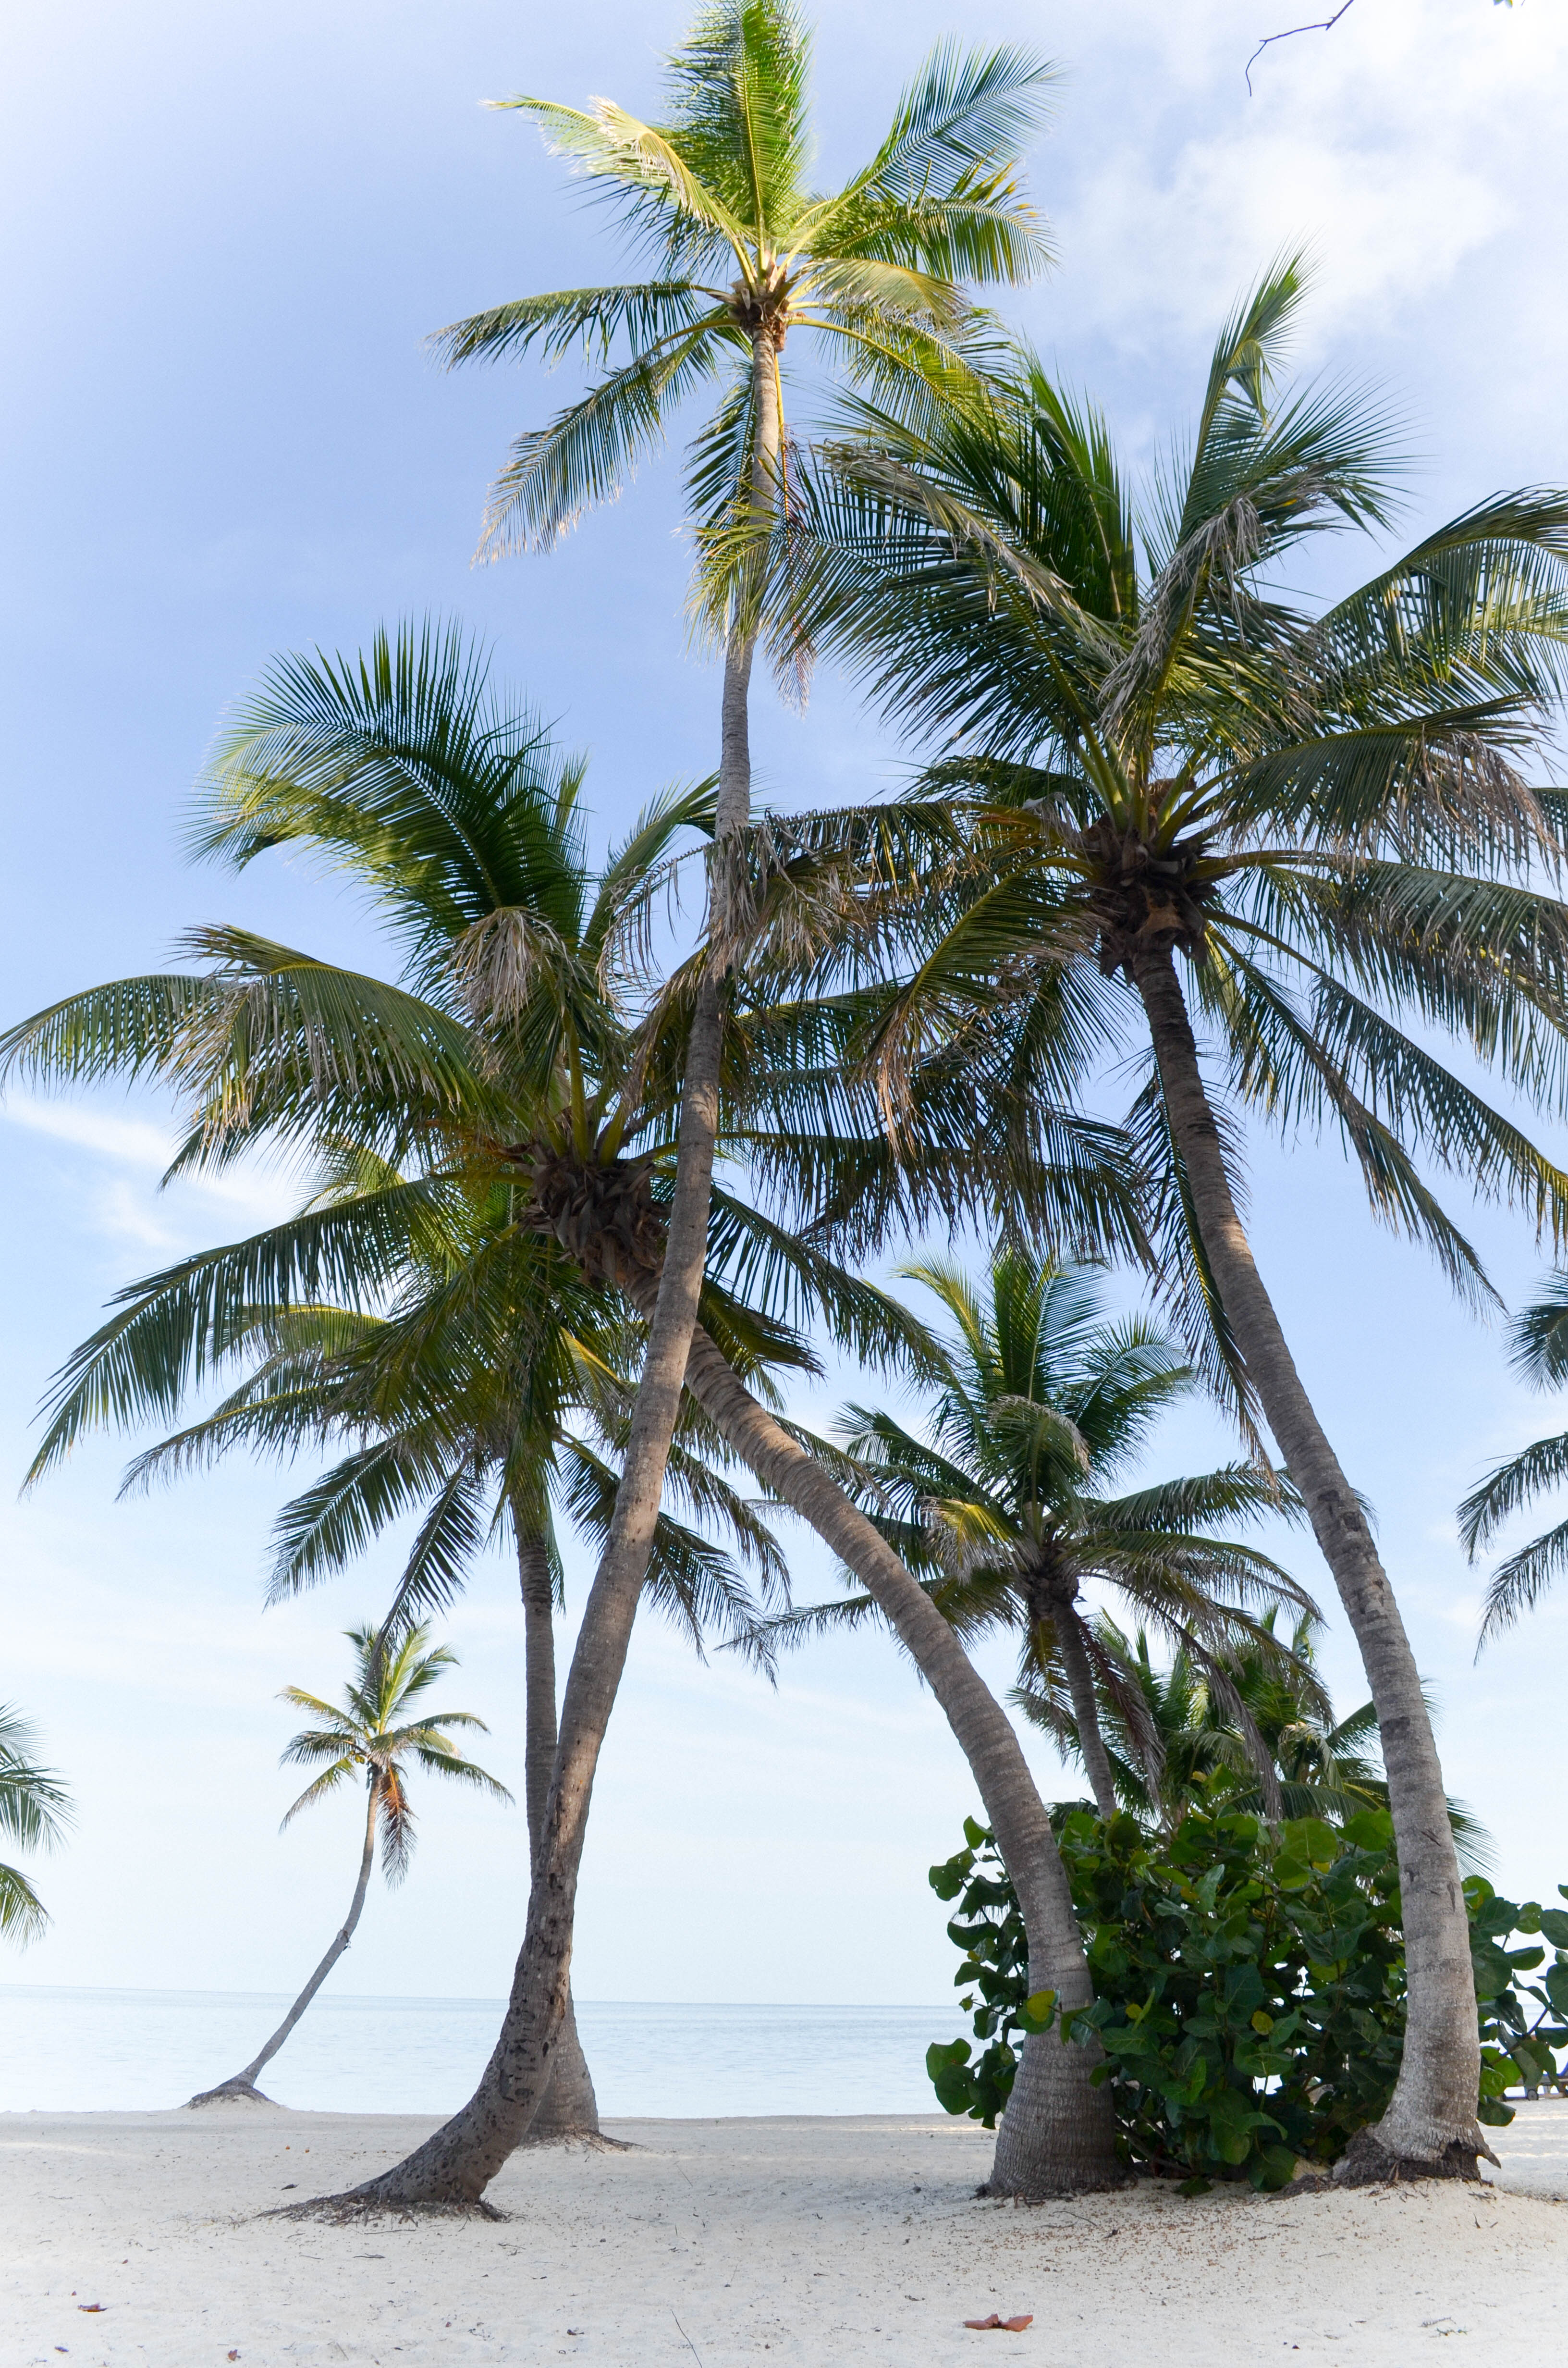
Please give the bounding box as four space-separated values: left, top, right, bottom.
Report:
2 2104 1565 2364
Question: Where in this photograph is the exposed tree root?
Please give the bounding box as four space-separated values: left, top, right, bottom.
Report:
266 2195 508 2225
515 2126 634 2152
975 2173 1131 2202
186 2080 279 2109
1331 2128 1488 2187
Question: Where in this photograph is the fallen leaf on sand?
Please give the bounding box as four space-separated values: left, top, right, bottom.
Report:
964 2315 1034 2332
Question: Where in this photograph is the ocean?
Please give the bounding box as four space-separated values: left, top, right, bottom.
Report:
0 1987 960 2118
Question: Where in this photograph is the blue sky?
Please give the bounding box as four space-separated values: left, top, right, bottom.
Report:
3 0 1568 2017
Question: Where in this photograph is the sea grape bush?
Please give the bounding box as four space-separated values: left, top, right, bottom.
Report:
927 1808 1568 2190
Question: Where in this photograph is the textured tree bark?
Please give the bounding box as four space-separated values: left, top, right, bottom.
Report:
316 335 781 2207
1052 1605 1120 1821
631 1303 1123 2196
187 1779 379 2108
516 1534 600 2142
1131 940 1488 2180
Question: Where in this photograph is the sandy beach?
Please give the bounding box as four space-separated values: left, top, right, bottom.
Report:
2 2104 1565 2367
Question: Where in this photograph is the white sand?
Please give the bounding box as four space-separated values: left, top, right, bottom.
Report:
2 2102 1565 2366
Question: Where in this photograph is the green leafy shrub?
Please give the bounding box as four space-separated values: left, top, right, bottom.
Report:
927 1807 1568 2190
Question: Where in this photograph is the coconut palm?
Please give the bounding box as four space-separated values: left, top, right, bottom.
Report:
748 261 1568 2175
381 7 1057 2200
769 1252 1320 1822
2 620 1141 2198
0 1707 71 1947
190 1624 510 2105
130 1190 789 2134
1066 1613 1491 1870
1458 1271 1568 1644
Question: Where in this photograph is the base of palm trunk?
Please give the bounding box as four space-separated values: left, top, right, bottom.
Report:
272 2192 506 2222
521 1992 601 2141
983 2030 1130 2199
514 2125 632 2150
1331 2125 1490 2187
186 2079 279 2108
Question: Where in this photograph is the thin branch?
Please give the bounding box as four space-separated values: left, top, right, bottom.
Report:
1246 0 1360 94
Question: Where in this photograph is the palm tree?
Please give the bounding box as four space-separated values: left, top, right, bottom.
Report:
1458 1271 1568 1644
190 1624 510 2105
1068 1614 1491 1870
752 262 1568 2176
0 1707 71 1946
3 623 1139 2198
388 5 1058 2199
754 1251 1318 1821
131 1199 789 2134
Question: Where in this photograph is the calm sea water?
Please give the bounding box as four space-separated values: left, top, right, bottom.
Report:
0 1987 957 2118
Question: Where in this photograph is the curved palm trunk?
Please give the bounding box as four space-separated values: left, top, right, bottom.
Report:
1053 1606 1120 1822
317 342 781 2209
640 1303 1121 2195
1132 940 1486 2179
516 1535 600 2141
187 1778 379 2108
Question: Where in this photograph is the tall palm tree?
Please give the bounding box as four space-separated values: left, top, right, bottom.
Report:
774 1252 1319 1821
190 1624 510 2105
0 1706 71 1946
747 261 1568 2175
1458 1271 1568 1644
2 624 1139 2198
397 4 1059 2199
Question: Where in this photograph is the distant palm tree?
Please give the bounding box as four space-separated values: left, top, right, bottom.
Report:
189 1626 510 2106
1071 1613 1491 1870
1459 1271 1568 1644
0 1706 71 1946
755 1252 1316 1819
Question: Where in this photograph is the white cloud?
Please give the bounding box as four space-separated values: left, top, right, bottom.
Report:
2 1091 299 1233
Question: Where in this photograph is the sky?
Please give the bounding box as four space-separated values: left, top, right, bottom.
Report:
4 0 1568 2021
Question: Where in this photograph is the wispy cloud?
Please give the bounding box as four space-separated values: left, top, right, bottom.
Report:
2 1092 298 1235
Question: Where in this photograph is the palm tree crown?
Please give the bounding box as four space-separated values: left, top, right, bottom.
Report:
0 1705 72 1946
752 263 1568 1405
281 1624 510 1882
1083 1613 1490 1869
438 3 1054 602
1458 1269 1568 1642
761 1250 1317 1817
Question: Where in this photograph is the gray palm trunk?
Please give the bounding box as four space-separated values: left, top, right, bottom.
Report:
516 1534 600 2140
1049 1598 1120 1822
635 1309 1123 2195
186 1779 380 2108
1132 940 1487 2179
321 335 779 2207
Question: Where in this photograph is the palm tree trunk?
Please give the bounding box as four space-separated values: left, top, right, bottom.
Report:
638 1304 1122 2195
1053 1606 1120 1821
516 1533 600 2141
317 343 783 2208
187 1778 380 2107
1131 939 1486 2180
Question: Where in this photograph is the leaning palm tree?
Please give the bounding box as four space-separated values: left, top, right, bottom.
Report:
2 621 1140 2198
189 1625 511 2105
390 9 1059 2201
1458 1271 1568 1644
133 1195 789 2134
749 262 1568 2177
754 1251 1319 1821
0 1706 71 1946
